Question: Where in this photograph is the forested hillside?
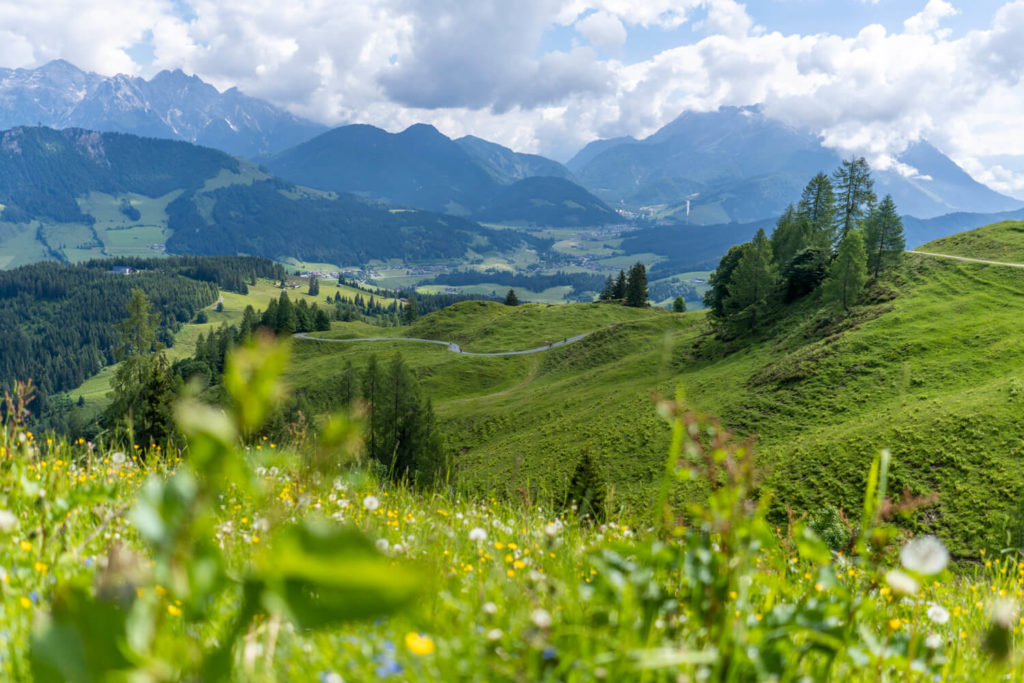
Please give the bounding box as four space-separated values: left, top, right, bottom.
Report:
0 255 277 414
0 126 539 268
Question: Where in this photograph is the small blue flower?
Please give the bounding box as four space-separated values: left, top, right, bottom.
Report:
375 661 403 677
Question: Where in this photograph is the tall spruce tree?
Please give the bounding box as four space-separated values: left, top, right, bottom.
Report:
402 297 419 324
797 173 838 248
704 243 751 317
722 229 779 332
624 262 648 307
833 157 876 242
613 270 627 299
362 354 381 461
339 359 359 406
769 204 810 270
598 275 616 301
308 275 320 296
504 289 519 306
863 194 905 278
825 228 868 311
104 289 175 449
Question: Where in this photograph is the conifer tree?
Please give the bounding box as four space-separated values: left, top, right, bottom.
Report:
598 275 615 301
567 450 606 522
275 292 297 334
504 289 519 306
402 297 418 324
624 262 648 307
704 243 751 317
863 194 905 277
833 157 876 242
722 229 779 332
308 275 319 296
672 296 686 313
362 354 381 460
613 270 627 299
769 204 810 269
825 228 868 311
797 173 838 248
339 359 359 406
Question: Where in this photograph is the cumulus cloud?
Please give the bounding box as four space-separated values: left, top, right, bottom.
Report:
0 0 171 75
904 0 959 36
0 0 1022 190
575 11 627 52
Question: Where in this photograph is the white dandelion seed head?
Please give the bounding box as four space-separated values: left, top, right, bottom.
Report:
469 527 487 542
363 495 380 511
925 633 943 649
531 608 552 629
0 510 17 534
375 538 389 553
111 452 126 465
900 536 949 575
927 604 950 624
885 569 919 596
991 599 1019 628
482 601 497 615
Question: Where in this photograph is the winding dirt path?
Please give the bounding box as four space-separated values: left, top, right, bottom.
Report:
908 251 1024 269
292 331 590 356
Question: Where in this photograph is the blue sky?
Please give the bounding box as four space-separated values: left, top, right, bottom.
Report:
539 0 1005 62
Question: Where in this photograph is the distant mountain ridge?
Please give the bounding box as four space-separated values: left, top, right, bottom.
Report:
266 123 620 226
568 106 1023 222
0 60 326 157
0 126 534 269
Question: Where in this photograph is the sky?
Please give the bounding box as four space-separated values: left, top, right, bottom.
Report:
1 0 1023 196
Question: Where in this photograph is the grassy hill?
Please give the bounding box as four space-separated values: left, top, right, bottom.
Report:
918 220 1024 262
285 227 1024 555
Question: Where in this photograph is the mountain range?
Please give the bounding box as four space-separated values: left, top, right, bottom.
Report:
0 60 326 158
0 126 534 269
264 123 619 226
567 106 1023 223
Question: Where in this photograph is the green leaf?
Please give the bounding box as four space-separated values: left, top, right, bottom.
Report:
30 582 134 683
251 518 421 629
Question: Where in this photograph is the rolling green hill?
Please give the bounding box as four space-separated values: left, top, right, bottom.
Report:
918 220 1024 262
286 226 1024 554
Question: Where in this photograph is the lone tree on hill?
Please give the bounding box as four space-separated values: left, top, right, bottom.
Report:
833 157 876 242
504 289 519 306
825 228 868 311
624 262 648 307
864 194 905 277
566 450 606 522
672 296 686 313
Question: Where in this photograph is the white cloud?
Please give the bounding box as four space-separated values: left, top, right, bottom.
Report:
0 0 1021 190
575 11 627 52
904 0 959 36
